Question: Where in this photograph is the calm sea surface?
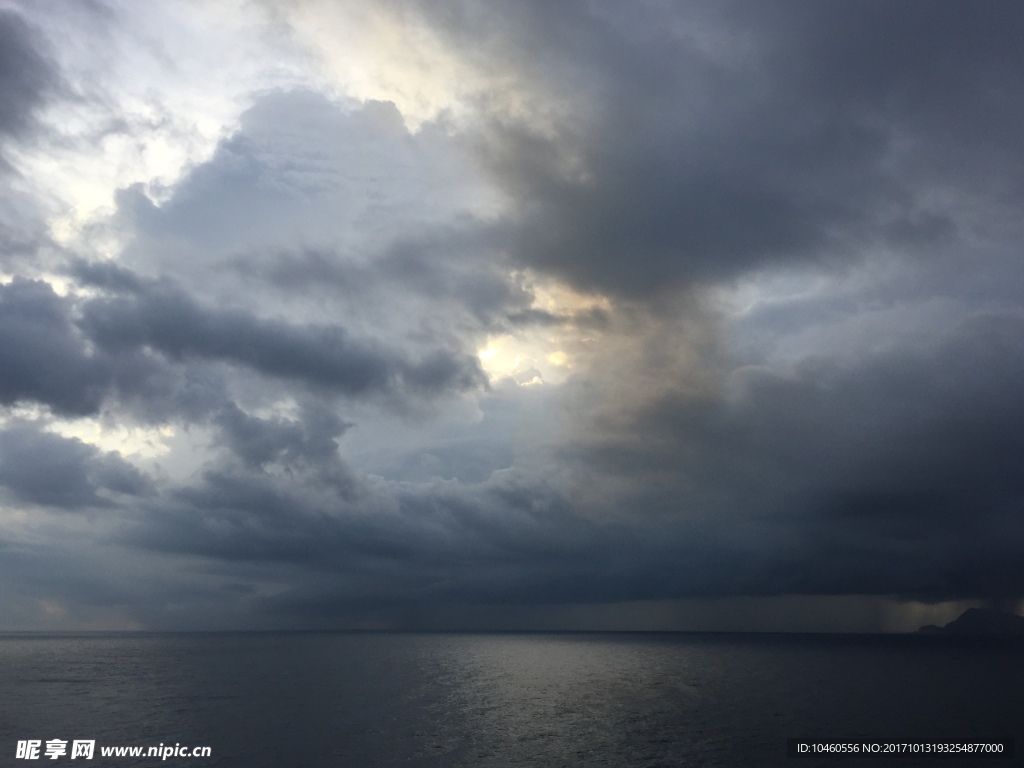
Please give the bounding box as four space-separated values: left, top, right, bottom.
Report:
1 632 1022 767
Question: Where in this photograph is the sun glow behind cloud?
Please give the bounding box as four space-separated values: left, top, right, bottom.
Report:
280 1 535 131
45 419 175 460
0 405 173 460
477 274 612 386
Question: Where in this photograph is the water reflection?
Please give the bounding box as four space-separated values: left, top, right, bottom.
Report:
2 632 1022 767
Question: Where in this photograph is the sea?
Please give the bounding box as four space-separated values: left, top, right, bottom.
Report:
1 632 1022 767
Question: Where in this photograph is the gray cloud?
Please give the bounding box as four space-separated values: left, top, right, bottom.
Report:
407 0 1024 298
1 260 484 432
213 400 350 471
228 231 533 334
0 11 63 275
113 92 488 279
31 298 1014 616
0 424 149 509
552 311 1024 602
0 275 206 420
76 266 486 399
4 1 1024 630
0 278 115 416
0 9 58 141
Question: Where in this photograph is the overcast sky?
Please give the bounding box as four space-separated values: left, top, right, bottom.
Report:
1 0 1022 632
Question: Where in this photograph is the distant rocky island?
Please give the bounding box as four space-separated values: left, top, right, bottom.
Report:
917 607 1024 635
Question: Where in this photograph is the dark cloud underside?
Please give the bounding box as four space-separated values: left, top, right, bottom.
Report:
412 0 1024 297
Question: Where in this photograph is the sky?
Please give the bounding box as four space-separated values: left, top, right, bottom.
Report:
1 0 1023 633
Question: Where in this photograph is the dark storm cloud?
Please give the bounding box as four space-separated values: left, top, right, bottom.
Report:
13 306 1019 618
1 262 483 425
213 401 350 470
121 463 625 604
125 471 413 566
103 424 782 618
409 0 1024 298
175 297 1024 616
0 275 189 419
556 311 1024 602
0 9 58 140
67 304 1024 614
0 424 149 508
76 268 485 398
0 278 115 416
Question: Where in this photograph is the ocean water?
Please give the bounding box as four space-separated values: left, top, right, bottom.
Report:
1 632 1022 767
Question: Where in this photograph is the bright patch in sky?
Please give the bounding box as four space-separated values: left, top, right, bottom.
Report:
45 419 174 460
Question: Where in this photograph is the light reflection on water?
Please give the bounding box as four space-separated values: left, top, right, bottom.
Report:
1 632 1022 767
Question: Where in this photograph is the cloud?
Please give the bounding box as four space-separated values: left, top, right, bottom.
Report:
551 311 1024 602
0 9 58 141
102 88 526 361
0 9 64 273
0 278 115 416
76 266 486 400
0 423 149 509
113 91 495 276
4 1 1024 631
0 275 211 422
0 262 484 426
213 400 350 471
405 0 1024 298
